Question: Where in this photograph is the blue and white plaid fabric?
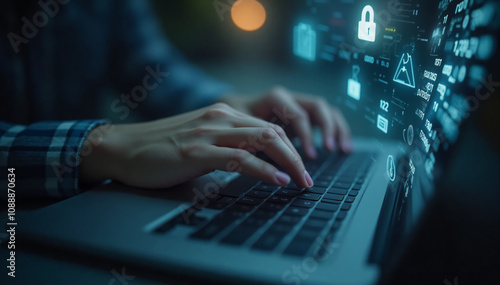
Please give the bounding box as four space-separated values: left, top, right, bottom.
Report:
0 120 106 198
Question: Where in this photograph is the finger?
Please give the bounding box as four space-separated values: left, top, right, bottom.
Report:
201 145 292 186
192 102 302 160
210 127 312 188
269 88 316 159
330 107 353 152
296 97 336 151
231 115 301 161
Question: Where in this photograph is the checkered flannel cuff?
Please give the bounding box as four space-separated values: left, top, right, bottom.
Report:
0 120 108 198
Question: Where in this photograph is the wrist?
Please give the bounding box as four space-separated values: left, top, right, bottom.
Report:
79 124 122 185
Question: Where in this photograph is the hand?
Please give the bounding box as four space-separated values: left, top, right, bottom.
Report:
79 103 314 189
219 86 352 159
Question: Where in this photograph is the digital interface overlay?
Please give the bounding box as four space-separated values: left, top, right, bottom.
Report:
293 0 500 255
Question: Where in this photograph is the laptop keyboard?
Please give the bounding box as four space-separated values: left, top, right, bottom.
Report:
155 151 374 258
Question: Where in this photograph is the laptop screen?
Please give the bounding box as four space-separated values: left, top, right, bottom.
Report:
292 0 500 259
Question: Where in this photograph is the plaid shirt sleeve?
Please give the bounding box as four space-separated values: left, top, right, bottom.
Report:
0 120 107 199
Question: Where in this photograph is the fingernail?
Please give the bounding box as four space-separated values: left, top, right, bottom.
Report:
304 170 314 187
275 171 291 186
306 146 317 158
341 140 353 152
326 137 335 151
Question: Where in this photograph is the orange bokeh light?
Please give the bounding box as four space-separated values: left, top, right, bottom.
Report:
231 0 266 31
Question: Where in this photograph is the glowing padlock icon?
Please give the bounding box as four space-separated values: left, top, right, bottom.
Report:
347 65 361 101
358 5 376 42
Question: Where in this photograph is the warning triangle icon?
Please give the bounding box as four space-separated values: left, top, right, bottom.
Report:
393 53 415 88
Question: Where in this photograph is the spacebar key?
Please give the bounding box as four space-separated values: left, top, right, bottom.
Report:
219 175 260 198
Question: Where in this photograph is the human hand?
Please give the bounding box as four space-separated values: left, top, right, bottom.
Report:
219 86 352 159
79 103 314 189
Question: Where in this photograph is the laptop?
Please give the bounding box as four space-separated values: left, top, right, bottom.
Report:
18 0 500 284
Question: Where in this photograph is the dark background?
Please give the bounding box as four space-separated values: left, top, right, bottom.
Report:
152 0 294 63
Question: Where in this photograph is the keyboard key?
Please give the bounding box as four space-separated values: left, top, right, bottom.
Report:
283 183 304 191
247 190 272 198
314 180 331 187
206 196 235 209
329 221 341 234
219 176 260 198
276 215 302 225
328 188 348 195
298 193 321 201
252 209 277 219
242 216 268 227
336 210 348 220
252 230 286 251
317 174 335 181
323 193 344 201
255 184 279 192
220 225 258 245
206 201 227 210
283 227 323 256
259 202 285 211
268 222 294 233
276 189 301 197
237 196 264 205
321 198 341 204
336 178 355 183
295 227 323 240
341 203 352 211
190 215 234 240
305 187 328 194
348 190 359 196
219 196 236 204
216 211 244 221
207 194 222 202
228 204 255 213
311 235 336 260
344 196 355 203
283 237 314 257
315 203 339 212
154 220 176 233
292 199 316 208
303 218 327 229
174 214 206 226
268 195 293 204
352 183 363 190
338 176 356 183
284 207 310 216
310 209 334 219
332 182 351 189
